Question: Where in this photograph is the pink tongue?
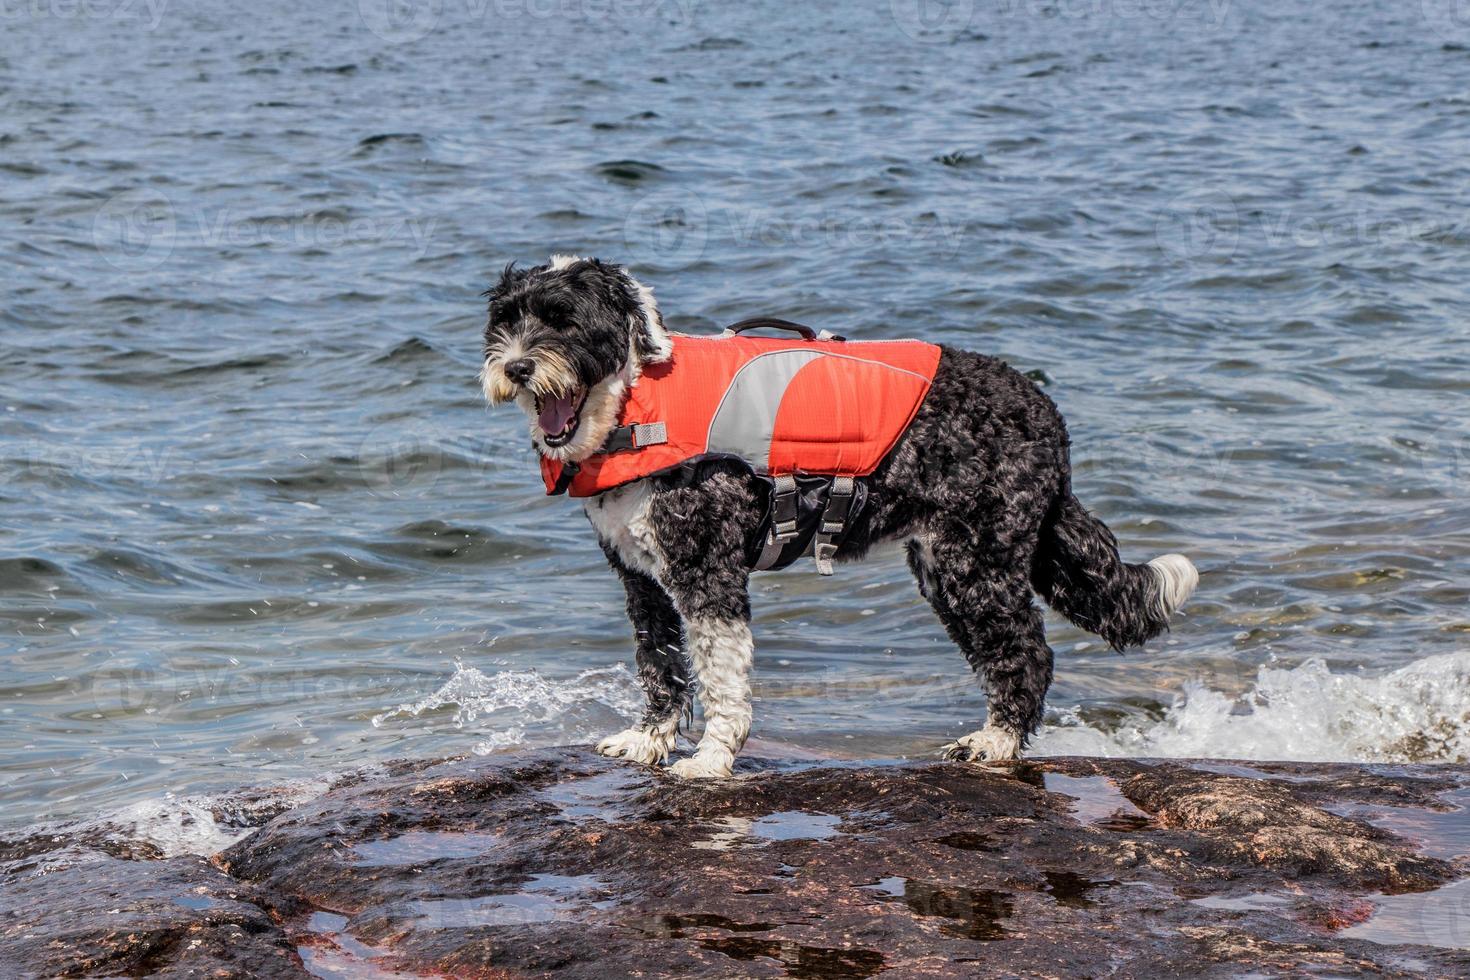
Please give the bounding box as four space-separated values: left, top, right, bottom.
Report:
538 392 577 434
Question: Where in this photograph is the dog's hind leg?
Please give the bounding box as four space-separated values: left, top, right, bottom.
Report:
596 548 691 766
908 529 1055 763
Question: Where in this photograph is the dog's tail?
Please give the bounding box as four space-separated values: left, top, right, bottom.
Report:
1032 490 1198 650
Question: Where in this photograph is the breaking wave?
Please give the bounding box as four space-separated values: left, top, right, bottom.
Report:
371 661 644 755
102 782 330 857
4 780 330 862
1035 652 1470 763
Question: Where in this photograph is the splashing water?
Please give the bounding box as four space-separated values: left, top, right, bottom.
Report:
103 783 329 856
1035 652 1470 763
6 779 331 861
371 662 644 755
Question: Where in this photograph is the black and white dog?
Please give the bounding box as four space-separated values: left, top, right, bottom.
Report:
481 255 1198 778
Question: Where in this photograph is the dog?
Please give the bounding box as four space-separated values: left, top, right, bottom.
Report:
480 255 1198 778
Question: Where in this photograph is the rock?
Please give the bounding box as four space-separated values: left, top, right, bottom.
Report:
0 852 307 978
1117 766 1453 891
4 748 1468 978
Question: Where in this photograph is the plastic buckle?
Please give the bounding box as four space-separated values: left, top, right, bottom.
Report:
814 541 838 575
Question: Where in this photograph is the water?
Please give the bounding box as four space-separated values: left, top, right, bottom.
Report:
1341 877 1470 950
2 0 1468 834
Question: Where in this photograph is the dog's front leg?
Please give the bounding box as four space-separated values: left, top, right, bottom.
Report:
595 544 690 765
647 490 755 779
666 605 753 779
592 472 756 780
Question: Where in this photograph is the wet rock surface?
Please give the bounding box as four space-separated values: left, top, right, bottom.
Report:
4 748 1468 978
0 853 305 979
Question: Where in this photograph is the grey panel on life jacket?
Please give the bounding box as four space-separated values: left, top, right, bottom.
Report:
705 348 825 472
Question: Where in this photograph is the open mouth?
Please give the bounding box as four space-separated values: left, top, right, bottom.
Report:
535 387 588 447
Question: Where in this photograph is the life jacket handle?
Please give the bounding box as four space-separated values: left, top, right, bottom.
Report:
721 317 845 342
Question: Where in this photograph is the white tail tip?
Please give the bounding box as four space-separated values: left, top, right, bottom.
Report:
1148 553 1199 618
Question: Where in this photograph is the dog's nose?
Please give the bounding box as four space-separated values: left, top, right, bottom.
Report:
505 358 536 385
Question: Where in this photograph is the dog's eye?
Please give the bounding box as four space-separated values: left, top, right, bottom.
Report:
530 297 576 327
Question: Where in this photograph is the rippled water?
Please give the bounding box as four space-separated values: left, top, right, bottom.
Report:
2 0 1468 831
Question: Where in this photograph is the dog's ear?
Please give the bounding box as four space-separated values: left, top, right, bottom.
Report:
557 257 673 366
618 266 673 364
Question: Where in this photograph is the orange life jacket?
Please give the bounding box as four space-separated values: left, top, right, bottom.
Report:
540 327 941 498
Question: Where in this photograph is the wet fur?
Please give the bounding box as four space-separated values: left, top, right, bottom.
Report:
482 257 1197 777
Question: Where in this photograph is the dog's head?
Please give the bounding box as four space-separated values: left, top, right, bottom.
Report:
480 255 673 462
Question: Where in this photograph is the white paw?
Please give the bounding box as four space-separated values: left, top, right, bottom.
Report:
942 725 1022 763
595 726 675 766
667 747 734 780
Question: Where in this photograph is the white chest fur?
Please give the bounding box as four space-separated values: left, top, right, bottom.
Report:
584 480 663 579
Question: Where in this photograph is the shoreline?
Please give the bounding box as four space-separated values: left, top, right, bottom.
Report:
3 747 1468 977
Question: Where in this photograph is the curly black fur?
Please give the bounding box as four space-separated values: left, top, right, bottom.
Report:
600 541 694 730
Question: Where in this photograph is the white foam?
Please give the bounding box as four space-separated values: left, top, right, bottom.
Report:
1035 651 1470 763
103 782 328 857
9 778 331 862
371 662 644 756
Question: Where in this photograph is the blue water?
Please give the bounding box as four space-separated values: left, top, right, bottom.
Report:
2 0 1468 830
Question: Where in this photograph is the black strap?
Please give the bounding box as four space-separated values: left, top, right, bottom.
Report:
601 425 638 454
723 317 844 342
549 461 579 496
813 476 856 575
770 474 801 540
748 474 868 574
818 478 857 534
753 474 800 571
599 421 668 455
